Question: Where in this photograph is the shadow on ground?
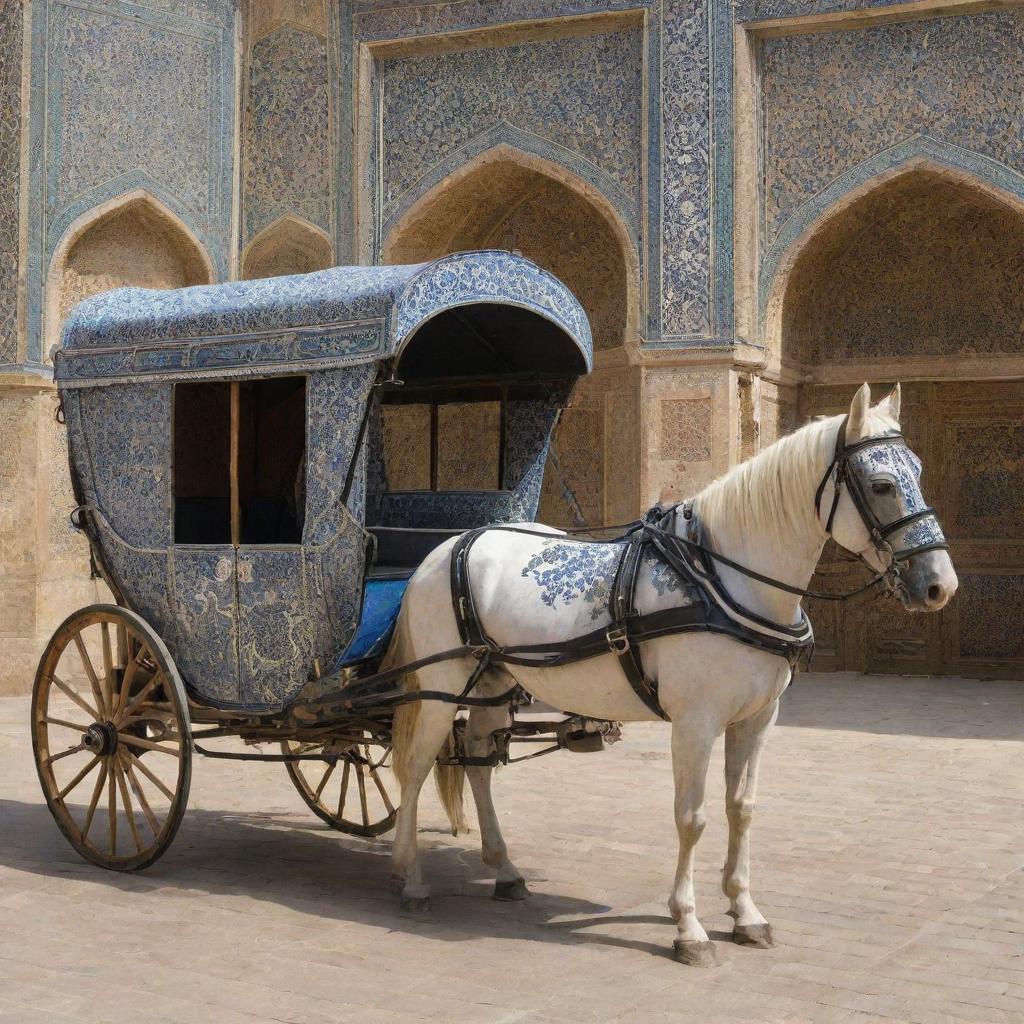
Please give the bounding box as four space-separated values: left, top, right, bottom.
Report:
778 672 1024 740
0 798 685 961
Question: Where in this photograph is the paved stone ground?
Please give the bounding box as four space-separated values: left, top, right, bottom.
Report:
1 673 1022 1024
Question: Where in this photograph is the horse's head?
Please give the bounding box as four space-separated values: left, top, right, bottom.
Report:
827 383 957 612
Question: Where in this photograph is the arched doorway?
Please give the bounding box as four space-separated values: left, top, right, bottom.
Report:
383 147 639 527
48 192 214 352
242 215 333 280
778 166 1024 678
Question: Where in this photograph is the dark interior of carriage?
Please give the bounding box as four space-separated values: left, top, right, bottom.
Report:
173 377 306 546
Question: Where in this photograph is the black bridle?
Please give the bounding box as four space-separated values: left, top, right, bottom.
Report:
645 415 948 605
813 414 949 571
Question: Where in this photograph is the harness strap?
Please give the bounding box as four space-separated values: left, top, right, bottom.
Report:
607 536 670 721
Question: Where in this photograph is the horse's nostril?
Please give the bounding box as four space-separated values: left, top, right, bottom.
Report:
928 583 943 604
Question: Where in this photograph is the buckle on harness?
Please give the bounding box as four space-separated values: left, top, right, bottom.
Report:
606 625 630 655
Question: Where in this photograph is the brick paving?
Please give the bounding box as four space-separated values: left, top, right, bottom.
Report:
1 673 1022 1024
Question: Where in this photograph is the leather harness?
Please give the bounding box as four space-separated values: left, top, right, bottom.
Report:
446 417 949 721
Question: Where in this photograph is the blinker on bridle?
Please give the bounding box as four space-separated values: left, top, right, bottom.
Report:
813 414 949 580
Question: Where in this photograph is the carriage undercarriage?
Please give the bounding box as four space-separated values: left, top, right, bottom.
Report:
34 596 621 871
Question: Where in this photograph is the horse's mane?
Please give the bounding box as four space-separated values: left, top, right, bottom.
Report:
691 408 898 547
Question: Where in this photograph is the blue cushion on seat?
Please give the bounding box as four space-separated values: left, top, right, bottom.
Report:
336 576 410 667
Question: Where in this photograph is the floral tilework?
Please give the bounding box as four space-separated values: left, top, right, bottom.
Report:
661 0 712 337
52 6 216 229
379 28 643 224
740 0 920 20
0 0 22 364
243 25 331 242
660 398 712 462
761 10 1024 244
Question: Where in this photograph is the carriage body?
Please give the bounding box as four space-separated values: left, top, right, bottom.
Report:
54 251 592 714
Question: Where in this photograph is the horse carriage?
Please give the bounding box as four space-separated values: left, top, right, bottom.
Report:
33 250 612 871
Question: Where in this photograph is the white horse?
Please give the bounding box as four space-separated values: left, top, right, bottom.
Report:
385 383 957 965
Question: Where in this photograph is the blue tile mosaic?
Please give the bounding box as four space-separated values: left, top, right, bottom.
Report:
243 25 331 243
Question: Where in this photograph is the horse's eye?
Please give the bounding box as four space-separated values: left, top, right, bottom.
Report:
871 480 895 497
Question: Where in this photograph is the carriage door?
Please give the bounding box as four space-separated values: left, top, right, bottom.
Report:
172 382 241 703
232 377 314 706
173 377 312 707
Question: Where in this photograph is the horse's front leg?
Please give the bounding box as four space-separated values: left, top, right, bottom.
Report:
722 697 779 948
464 699 528 901
668 717 717 966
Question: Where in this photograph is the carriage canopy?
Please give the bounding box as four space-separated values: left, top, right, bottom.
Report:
55 251 592 711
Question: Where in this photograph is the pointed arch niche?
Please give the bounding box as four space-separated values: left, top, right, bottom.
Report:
768 161 1024 679
382 146 642 528
383 146 639 352
767 162 1024 379
242 215 333 281
47 192 214 354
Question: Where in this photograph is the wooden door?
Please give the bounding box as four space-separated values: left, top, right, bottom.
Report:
800 382 1024 678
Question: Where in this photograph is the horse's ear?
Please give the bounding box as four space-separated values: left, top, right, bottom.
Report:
878 382 901 423
846 383 871 441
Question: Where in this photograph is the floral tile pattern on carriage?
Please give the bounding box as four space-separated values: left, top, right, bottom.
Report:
243 25 330 242
391 253 592 364
521 540 625 620
379 27 643 222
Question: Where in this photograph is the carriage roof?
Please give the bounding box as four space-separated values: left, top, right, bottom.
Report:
55 250 592 387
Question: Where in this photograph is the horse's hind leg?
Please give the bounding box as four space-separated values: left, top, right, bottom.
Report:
464 699 528 901
722 698 779 949
391 694 459 912
668 716 717 966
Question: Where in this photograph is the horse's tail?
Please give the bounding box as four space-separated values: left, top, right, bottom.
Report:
387 608 420 793
387 607 468 836
433 744 467 837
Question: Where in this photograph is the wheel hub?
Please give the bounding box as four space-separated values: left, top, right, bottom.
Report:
82 720 118 756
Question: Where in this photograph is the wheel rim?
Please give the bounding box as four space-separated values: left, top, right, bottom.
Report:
32 607 191 871
284 736 398 838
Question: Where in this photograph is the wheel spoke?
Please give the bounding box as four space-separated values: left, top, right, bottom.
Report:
122 755 161 836
81 760 108 842
74 633 106 719
42 716 90 732
314 761 336 801
114 762 143 854
45 743 86 766
49 674 99 721
337 760 351 819
117 733 179 757
371 764 395 814
108 769 117 856
356 755 370 827
112 648 141 721
124 749 175 802
100 623 115 718
118 673 161 722
57 755 100 801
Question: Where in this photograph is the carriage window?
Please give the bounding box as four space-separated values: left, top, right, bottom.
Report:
174 382 232 543
174 377 307 545
380 396 502 492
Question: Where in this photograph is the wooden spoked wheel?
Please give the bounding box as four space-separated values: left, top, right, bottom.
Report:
31 605 191 871
283 736 398 838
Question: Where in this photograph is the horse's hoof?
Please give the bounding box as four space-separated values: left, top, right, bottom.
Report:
493 878 529 902
400 895 432 913
733 923 774 948
672 940 719 967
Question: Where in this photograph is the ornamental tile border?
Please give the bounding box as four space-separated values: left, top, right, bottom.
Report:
758 135 1024 319
24 0 236 364
338 0 734 346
